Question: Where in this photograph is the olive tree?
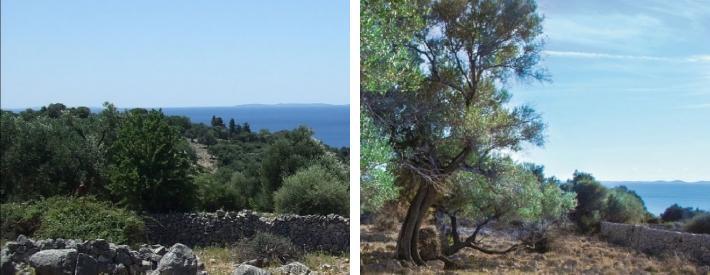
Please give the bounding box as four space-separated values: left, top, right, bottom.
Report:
438 159 575 255
362 0 548 264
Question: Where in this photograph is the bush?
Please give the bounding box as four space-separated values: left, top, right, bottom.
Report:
1 197 145 245
684 213 710 234
0 202 43 240
274 164 348 216
234 232 302 266
660 204 705 222
604 187 647 224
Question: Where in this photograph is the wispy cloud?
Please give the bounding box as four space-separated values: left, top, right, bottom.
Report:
544 51 710 63
680 103 710 109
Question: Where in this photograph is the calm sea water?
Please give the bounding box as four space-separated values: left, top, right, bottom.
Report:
162 105 349 147
602 183 710 215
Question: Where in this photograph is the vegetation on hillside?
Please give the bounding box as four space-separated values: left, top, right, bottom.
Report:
1 102 349 242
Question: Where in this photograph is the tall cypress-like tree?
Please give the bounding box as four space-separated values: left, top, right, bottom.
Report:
228 118 237 135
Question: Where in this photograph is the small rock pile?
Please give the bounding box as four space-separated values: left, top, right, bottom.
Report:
0 235 206 275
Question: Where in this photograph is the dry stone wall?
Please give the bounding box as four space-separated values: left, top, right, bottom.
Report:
144 210 349 253
600 221 710 265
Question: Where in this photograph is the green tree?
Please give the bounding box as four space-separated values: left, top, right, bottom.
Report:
604 186 647 224
362 0 547 264
1 109 104 201
439 158 575 255
228 118 237 135
360 112 397 213
562 171 608 232
107 109 195 212
211 115 225 128
258 126 324 211
242 122 251 133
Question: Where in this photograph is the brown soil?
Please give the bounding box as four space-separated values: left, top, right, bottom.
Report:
361 225 709 274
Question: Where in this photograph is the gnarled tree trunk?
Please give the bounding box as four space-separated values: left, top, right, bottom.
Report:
395 182 438 265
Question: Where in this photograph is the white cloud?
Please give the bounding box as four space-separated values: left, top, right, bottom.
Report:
544 13 672 51
680 103 710 109
544 50 710 63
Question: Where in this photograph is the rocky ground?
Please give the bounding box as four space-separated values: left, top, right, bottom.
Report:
1 236 348 275
361 225 710 274
195 246 349 274
189 139 217 172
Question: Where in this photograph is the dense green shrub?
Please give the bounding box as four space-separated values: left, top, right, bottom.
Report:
234 232 302 266
1 197 145 244
604 186 647 224
0 202 44 240
274 164 348 216
684 213 710 234
194 171 253 211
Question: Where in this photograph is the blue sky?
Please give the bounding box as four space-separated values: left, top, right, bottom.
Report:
508 0 710 181
1 1 349 108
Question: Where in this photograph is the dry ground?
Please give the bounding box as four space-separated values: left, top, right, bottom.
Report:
361 225 709 274
194 246 349 275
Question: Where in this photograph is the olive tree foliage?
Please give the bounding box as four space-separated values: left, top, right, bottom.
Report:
362 0 548 264
107 109 196 212
257 126 325 211
604 186 647 224
361 112 398 213
0 103 122 202
360 0 427 213
438 158 575 255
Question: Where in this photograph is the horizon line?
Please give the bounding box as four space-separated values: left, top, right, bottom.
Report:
1 102 351 110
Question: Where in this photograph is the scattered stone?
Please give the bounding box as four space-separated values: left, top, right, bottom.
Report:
276 262 311 274
152 243 200 275
233 264 271 275
28 249 77 275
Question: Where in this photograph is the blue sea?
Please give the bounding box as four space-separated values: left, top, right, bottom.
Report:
602 182 710 215
161 105 349 148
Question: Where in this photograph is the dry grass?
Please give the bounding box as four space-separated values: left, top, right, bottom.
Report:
193 246 349 275
361 225 709 274
194 246 235 275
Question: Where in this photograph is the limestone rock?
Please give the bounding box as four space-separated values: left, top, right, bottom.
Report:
152 243 199 275
233 264 271 275
28 249 77 275
275 262 310 275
